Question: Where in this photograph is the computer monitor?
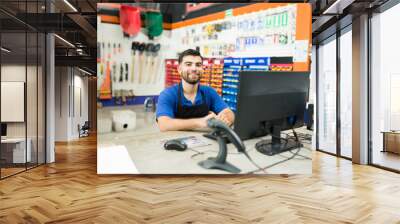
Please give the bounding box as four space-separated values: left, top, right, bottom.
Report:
233 71 310 155
1 123 7 137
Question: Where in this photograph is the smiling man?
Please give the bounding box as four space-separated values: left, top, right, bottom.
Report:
156 49 235 132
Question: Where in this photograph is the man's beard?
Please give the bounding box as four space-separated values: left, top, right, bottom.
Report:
182 72 201 85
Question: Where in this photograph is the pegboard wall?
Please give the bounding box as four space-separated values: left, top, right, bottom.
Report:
97 3 312 106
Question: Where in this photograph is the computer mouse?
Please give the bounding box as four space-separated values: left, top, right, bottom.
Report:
164 139 187 151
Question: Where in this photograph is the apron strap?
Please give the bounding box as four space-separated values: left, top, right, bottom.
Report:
177 83 206 111
177 83 183 112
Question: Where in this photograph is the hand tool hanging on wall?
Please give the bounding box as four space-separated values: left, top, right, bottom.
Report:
107 42 111 59
147 43 155 84
100 43 104 78
131 42 138 83
134 42 141 84
119 63 124 82
152 44 163 84
128 89 135 98
112 62 117 98
112 62 117 83
99 42 112 100
121 90 127 105
97 42 102 78
99 50 111 99
144 43 154 84
137 42 146 84
97 42 101 62
125 63 129 81
149 43 161 84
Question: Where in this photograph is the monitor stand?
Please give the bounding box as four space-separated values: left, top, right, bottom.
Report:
255 125 302 156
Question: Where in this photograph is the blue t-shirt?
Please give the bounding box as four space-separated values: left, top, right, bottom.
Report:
156 84 228 119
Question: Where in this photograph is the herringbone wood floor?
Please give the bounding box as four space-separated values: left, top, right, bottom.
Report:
1 134 400 223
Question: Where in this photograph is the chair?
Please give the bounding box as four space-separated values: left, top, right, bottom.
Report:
79 121 90 138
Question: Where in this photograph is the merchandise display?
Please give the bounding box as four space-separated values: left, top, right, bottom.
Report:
200 58 213 86
209 59 224 95
97 3 311 107
144 11 163 39
164 58 224 90
164 59 180 88
222 58 241 112
119 5 141 37
269 57 293 71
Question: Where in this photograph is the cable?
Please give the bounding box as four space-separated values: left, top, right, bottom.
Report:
242 150 267 174
247 128 309 174
246 144 302 174
192 129 309 173
288 151 312 160
276 149 312 160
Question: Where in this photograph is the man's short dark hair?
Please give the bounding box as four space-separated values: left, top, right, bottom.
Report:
178 49 203 64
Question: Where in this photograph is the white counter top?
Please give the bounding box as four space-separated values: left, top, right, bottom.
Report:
97 105 312 174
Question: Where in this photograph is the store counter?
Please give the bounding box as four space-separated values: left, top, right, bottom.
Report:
97 106 312 174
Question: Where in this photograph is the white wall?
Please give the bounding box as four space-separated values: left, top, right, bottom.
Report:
1 64 46 164
1 65 32 138
71 73 88 138
77 74 89 123
55 67 89 141
55 67 69 141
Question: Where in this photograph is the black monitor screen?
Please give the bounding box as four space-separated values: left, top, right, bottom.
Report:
233 71 310 140
1 123 7 137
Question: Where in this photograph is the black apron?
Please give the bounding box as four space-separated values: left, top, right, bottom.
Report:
176 83 209 119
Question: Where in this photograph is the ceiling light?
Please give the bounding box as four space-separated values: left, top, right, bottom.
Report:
78 67 93 76
54 34 75 48
63 0 78 12
323 0 355 15
1 47 11 53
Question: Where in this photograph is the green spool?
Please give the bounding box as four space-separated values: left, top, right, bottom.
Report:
145 11 163 38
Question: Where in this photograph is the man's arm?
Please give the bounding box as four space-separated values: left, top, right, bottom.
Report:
157 113 216 132
216 108 235 126
206 87 235 126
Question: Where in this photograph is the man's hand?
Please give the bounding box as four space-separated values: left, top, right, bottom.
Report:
197 112 217 128
216 112 230 125
216 108 235 126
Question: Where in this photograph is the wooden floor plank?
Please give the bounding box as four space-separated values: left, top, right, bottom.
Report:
0 134 399 223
